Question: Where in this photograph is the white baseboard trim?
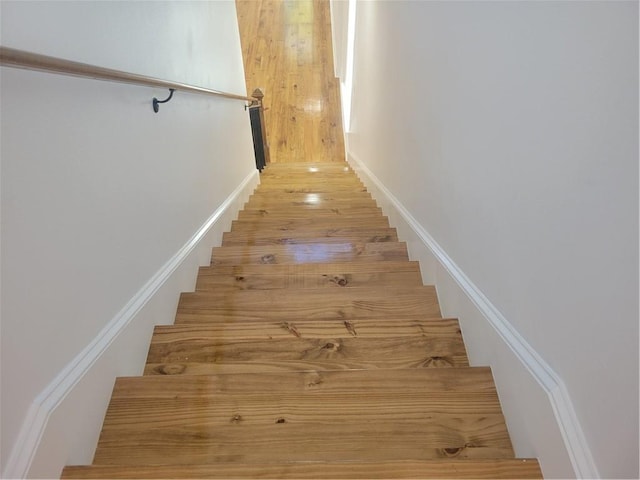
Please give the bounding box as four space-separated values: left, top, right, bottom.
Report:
2 169 260 479
347 151 599 479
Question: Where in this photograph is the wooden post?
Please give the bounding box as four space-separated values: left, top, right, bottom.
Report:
250 88 270 167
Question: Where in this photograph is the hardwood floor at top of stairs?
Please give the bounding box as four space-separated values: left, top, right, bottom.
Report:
61 163 542 479
236 0 345 163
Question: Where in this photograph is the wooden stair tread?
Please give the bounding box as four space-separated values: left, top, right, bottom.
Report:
261 162 352 170
199 260 422 275
254 184 368 193
144 333 469 375
222 228 398 246
211 242 409 265
248 189 372 197
229 217 390 230
175 285 442 323
150 317 463 340
257 178 364 186
259 172 361 178
260 171 358 178
94 425 513 465
107 367 500 396
93 369 514 465
237 206 383 218
245 194 377 207
196 261 423 290
62 459 543 479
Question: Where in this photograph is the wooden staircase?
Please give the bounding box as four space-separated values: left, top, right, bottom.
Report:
61 162 542 479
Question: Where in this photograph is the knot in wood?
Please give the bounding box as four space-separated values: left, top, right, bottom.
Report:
442 447 463 457
321 341 340 351
306 373 324 388
422 356 454 368
154 364 186 375
260 254 276 264
330 275 348 286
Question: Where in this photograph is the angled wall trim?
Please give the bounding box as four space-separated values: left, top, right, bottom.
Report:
2 169 260 479
347 151 599 479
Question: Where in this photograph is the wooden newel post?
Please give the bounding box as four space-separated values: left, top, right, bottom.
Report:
249 88 270 170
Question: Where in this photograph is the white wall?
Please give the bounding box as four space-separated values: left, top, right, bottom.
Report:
335 1 638 478
1 1 257 477
330 0 349 80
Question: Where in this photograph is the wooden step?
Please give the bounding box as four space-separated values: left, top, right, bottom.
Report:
175 286 441 323
229 216 390 232
257 176 363 185
144 333 469 375
260 169 356 176
246 192 376 207
260 163 352 172
244 202 380 212
195 261 423 290
261 162 354 168
260 164 353 174
254 184 368 193
150 317 463 341
237 206 383 219
259 164 356 173
62 459 543 479
260 167 356 175
92 369 514 465
211 242 410 265
222 227 398 246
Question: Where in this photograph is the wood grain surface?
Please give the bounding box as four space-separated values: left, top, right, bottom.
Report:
222 227 398 246
237 206 383 219
149 317 463 341
195 261 423 290
93 369 513 464
211 242 410 265
175 285 442 323
63 459 543 479
236 0 344 163
145 334 469 375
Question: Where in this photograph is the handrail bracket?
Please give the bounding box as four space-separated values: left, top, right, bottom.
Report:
153 88 175 113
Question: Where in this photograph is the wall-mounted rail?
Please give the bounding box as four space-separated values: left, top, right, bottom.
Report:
0 46 258 109
1 45 270 168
